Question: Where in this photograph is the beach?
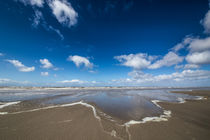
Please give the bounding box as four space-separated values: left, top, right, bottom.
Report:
0 89 210 140
129 90 210 140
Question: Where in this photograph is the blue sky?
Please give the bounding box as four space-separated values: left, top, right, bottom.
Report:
1 0 210 87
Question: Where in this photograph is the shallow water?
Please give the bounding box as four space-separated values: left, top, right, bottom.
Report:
0 88 204 121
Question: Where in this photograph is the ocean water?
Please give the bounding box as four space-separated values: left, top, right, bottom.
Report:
0 88 205 122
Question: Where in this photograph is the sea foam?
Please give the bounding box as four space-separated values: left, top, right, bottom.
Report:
124 100 171 127
0 101 20 109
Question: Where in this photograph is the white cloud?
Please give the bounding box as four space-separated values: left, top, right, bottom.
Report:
18 0 44 7
18 0 65 40
0 78 30 85
186 51 210 65
149 52 184 69
175 65 184 69
32 10 64 40
40 59 53 69
128 70 153 81
48 25 64 40
188 37 210 52
201 10 210 34
175 64 200 70
57 79 100 86
32 10 43 28
0 78 13 83
115 52 183 70
171 36 193 52
49 0 78 27
185 37 210 65
184 64 200 69
41 72 49 76
67 55 93 68
156 69 210 81
118 69 210 85
0 53 4 56
6 59 35 72
114 53 152 69
58 79 85 84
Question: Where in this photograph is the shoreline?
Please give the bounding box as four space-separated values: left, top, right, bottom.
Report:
0 86 209 90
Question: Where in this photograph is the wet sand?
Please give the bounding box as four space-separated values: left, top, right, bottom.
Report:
0 90 210 140
128 90 210 140
0 104 122 140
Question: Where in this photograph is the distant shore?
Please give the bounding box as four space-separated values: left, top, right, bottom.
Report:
0 90 210 140
0 86 209 90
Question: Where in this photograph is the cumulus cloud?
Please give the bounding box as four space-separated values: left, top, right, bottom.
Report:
184 37 210 65
6 59 35 72
184 64 200 69
40 59 53 69
114 53 153 69
149 52 184 69
67 55 93 68
58 79 85 84
124 69 210 84
41 72 49 76
186 51 210 65
49 0 78 27
0 78 14 83
17 0 44 7
57 79 100 86
0 78 30 86
115 52 183 70
188 37 210 52
171 36 193 52
201 10 210 34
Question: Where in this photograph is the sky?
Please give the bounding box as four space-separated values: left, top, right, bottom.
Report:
0 0 210 87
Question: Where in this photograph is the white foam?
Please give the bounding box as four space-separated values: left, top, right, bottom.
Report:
0 101 20 115
151 100 162 108
124 110 171 127
177 97 186 103
60 101 101 120
0 101 20 109
125 95 207 127
195 96 205 100
124 99 172 127
0 101 101 121
0 112 8 115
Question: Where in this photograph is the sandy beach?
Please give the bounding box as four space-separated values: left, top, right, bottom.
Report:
0 90 210 140
128 90 210 140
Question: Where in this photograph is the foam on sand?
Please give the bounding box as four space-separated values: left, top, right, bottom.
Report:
195 96 206 100
151 100 162 108
125 95 207 127
177 97 186 103
0 101 124 140
124 100 171 127
0 101 21 115
0 101 101 120
124 110 171 127
0 101 20 109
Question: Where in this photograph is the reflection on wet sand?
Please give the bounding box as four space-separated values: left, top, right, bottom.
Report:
0 88 209 140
